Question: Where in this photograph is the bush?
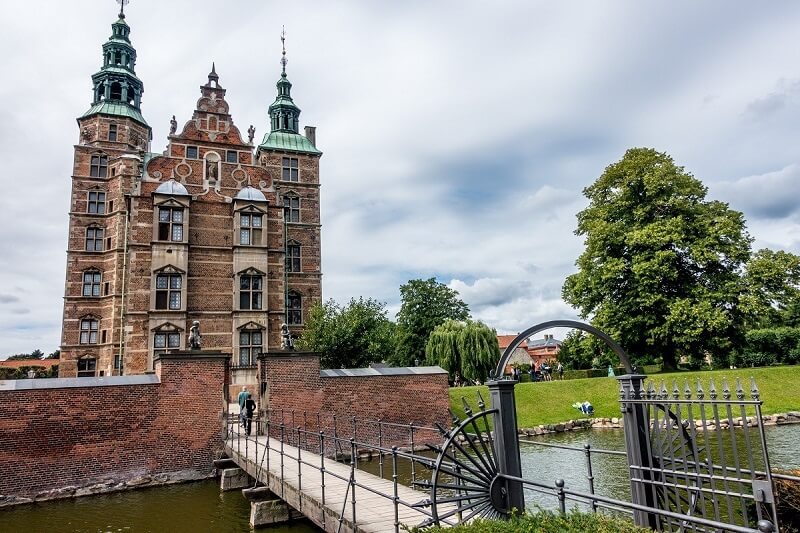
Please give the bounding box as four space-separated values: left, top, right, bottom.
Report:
733 327 800 367
418 510 650 533
775 470 800 533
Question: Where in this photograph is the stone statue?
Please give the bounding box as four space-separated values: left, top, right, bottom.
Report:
170 115 177 135
207 159 218 181
280 323 294 350
247 124 255 144
80 126 93 144
188 321 202 350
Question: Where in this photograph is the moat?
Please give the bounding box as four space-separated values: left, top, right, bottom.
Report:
3 424 797 532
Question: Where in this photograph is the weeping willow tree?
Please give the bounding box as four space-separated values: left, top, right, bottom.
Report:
425 319 499 382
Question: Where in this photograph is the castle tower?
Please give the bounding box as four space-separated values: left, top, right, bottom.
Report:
60 7 152 377
256 31 323 340
60 14 322 386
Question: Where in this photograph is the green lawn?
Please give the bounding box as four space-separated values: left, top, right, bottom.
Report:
449 365 800 428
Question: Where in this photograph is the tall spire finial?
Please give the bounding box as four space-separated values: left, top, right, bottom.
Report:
280 26 288 76
116 0 129 19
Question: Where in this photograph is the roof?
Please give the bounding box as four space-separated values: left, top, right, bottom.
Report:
258 131 321 155
235 186 267 202
80 101 149 127
320 366 447 378
155 179 190 196
528 338 562 348
497 335 528 350
0 359 58 369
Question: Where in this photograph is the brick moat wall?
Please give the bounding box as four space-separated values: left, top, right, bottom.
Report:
0 352 227 506
261 352 451 448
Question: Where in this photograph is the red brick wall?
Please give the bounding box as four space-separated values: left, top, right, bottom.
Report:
260 353 450 448
0 353 227 505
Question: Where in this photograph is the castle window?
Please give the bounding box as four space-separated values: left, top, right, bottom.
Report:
158 206 184 242
186 146 198 159
108 124 117 142
226 150 238 163
90 155 108 178
238 329 263 366
79 318 99 344
82 270 102 297
282 157 299 181
239 274 263 310
286 241 301 273
87 191 106 213
240 213 262 246
154 330 181 354
155 273 182 310
85 226 104 251
283 195 300 223
287 291 302 325
77 357 97 378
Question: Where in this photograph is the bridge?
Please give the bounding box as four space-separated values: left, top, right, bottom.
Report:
219 410 455 532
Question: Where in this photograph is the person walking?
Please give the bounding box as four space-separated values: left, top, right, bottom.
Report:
244 393 257 436
557 362 564 380
237 387 249 427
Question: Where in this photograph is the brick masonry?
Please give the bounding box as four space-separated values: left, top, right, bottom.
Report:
0 352 228 506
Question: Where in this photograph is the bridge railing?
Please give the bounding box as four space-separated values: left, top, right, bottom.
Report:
223 407 453 531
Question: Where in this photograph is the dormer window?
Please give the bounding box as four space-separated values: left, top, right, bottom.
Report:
90 155 108 178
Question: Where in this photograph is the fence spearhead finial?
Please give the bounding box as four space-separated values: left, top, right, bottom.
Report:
750 376 760 401
735 377 745 401
696 379 705 400
722 378 731 400
684 379 692 400
709 378 718 400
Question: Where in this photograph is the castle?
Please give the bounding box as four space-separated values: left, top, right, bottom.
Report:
59 7 322 383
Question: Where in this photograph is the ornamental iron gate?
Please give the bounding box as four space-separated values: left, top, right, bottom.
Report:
416 320 782 532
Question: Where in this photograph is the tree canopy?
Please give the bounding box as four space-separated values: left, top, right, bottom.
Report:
425 319 499 382
296 297 396 369
563 148 755 369
392 278 470 366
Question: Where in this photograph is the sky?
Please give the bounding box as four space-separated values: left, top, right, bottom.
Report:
1 1 799 356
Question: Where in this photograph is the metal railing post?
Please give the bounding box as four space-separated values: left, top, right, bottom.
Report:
409 423 416 484
617 373 657 529
392 446 399 533
556 479 566 514
584 443 597 512
319 432 326 530
378 420 384 479
487 378 525 514
350 438 357 525
280 423 285 499
297 426 302 504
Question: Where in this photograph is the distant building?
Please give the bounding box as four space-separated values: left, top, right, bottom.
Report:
59 10 322 381
497 335 532 375
527 334 562 366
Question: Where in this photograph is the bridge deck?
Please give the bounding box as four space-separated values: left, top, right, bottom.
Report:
225 430 446 533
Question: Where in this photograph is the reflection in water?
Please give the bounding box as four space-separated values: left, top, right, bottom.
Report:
0 479 319 533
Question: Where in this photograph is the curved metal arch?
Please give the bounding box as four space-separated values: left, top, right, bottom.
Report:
493 319 633 379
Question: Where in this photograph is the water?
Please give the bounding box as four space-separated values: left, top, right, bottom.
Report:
2 426 797 532
0 479 319 533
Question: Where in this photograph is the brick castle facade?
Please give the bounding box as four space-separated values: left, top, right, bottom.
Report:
60 11 322 378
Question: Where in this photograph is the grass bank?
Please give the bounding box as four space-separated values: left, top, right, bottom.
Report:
419 510 650 533
449 365 800 427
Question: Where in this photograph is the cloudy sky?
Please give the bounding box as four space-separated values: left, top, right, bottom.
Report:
1 1 799 356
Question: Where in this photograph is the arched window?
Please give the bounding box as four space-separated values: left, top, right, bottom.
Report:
85 226 104 251
286 240 301 273
82 270 102 297
287 291 302 325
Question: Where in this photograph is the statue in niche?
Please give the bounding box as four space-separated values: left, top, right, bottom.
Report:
247 125 255 144
169 115 177 135
188 321 202 350
80 126 94 144
280 323 294 350
207 159 218 181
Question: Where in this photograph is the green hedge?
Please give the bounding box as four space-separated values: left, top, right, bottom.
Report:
733 327 800 367
418 510 650 533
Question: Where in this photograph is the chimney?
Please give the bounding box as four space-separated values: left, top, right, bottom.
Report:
304 126 316 146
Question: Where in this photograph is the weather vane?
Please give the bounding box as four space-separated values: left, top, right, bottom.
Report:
280 26 288 74
116 0 130 18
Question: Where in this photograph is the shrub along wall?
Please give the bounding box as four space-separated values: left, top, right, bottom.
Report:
0 352 227 506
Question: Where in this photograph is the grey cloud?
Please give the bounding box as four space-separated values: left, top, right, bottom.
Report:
0 294 20 304
714 164 800 219
744 80 800 120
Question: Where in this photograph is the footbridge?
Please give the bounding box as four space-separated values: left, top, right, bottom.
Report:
219 410 454 532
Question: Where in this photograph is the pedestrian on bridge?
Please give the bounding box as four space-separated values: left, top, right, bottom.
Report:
237 387 249 427
244 393 257 436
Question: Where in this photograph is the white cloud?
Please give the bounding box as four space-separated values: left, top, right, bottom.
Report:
1 0 800 355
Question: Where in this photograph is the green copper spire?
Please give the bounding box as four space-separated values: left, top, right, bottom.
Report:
80 1 148 127
268 28 301 134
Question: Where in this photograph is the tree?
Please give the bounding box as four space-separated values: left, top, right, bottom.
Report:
296 297 396 369
741 249 800 328
425 319 499 382
7 349 44 361
392 278 470 367
563 148 753 370
46 349 61 360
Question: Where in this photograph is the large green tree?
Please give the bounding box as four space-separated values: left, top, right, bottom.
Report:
297 297 396 369
741 249 800 328
392 278 470 366
425 319 499 382
563 148 753 369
